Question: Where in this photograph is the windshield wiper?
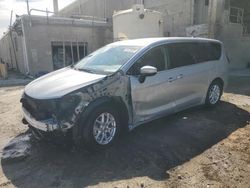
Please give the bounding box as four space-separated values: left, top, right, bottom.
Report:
77 68 95 73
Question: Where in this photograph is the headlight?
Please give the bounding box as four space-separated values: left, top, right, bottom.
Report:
20 92 25 103
59 95 81 112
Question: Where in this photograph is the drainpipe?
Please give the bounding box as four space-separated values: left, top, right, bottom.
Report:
78 0 82 15
190 0 195 25
104 0 107 18
53 0 59 15
26 0 30 16
8 11 19 71
9 31 19 71
21 17 30 75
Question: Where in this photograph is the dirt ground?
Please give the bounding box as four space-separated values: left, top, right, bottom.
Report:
0 76 249 188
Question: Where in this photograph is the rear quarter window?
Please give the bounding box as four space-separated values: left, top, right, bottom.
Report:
167 43 196 69
166 41 222 69
196 42 222 62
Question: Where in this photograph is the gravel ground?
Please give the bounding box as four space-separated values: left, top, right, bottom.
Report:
0 76 249 188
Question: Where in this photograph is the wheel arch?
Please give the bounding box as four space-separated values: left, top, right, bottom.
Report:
210 77 224 89
204 77 224 106
73 96 129 141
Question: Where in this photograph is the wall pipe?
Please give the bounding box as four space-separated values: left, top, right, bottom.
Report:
21 17 30 74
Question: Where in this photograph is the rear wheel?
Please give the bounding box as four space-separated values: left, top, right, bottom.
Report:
205 81 223 106
78 104 121 150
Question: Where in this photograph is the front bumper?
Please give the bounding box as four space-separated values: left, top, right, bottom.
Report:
22 107 59 132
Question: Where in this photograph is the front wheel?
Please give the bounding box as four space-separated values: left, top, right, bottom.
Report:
205 81 223 106
93 112 117 145
79 105 121 150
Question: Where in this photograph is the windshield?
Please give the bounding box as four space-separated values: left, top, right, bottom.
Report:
74 45 141 75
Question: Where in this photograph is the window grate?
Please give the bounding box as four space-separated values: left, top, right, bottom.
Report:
51 41 88 70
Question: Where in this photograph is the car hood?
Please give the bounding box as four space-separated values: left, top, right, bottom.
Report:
25 67 106 99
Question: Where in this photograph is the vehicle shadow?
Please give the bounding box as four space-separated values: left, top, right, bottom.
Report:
1 101 249 187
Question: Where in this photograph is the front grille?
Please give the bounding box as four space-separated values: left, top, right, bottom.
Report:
21 93 56 120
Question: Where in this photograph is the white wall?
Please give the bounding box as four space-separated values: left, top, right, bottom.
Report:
19 16 112 75
113 5 164 40
58 0 136 19
144 0 194 37
0 32 23 72
58 0 195 37
220 23 250 69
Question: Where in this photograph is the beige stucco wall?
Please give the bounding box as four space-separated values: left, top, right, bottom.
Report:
58 0 136 19
0 29 27 74
0 33 16 70
1 0 249 72
21 16 111 75
113 5 164 41
220 23 250 69
58 0 195 37
144 0 194 37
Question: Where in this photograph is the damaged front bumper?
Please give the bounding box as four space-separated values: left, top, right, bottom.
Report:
22 107 59 132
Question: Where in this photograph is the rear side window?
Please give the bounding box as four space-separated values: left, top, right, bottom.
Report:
167 43 196 69
166 41 222 69
207 42 221 60
196 42 221 62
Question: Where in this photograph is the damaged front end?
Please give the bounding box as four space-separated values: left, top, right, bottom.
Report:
21 93 60 132
21 92 88 133
21 70 132 135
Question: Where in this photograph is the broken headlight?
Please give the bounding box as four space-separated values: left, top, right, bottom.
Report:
56 95 82 120
59 95 81 113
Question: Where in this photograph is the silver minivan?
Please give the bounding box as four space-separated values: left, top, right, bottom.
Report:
21 37 228 149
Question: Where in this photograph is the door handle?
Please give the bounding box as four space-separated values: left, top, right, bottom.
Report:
177 74 183 79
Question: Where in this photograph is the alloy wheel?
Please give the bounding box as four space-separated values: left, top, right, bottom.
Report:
208 84 221 104
93 112 117 145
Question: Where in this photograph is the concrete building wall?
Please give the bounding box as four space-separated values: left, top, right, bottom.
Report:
20 16 111 75
0 32 22 71
219 23 250 69
184 0 250 69
0 15 111 76
144 0 194 37
0 34 13 68
1 0 249 74
58 0 195 37
10 31 27 74
58 0 136 19
26 0 250 70
113 4 164 41
193 0 209 24
209 0 250 69
15 33 26 73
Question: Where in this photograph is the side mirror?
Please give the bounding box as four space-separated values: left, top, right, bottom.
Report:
139 66 157 83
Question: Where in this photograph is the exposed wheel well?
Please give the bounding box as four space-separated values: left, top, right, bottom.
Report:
211 77 224 89
80 96 129 131
73 96 130 144
109 97 129 132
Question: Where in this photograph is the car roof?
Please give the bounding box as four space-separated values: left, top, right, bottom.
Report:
110 37 222 47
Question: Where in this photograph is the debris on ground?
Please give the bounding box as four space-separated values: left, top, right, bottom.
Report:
1 134 31 164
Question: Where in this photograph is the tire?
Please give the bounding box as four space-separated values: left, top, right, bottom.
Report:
205 80 223 106
77 104 121 150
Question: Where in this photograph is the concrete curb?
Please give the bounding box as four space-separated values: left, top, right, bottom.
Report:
0 79 32 87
